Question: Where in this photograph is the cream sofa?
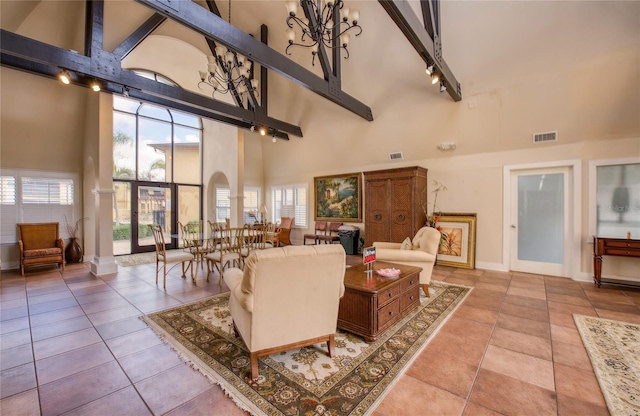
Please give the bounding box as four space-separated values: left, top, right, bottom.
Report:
224 244 346 380
373 226 441 296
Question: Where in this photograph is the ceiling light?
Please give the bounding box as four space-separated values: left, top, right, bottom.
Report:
285 0 362 66
425 65 434 76
272 137 277 143
431 73 439 85
59 70 71 85
122 86 129 98
259 127 266 136
197 0 258 98
91 80 101 92
439 82 446 93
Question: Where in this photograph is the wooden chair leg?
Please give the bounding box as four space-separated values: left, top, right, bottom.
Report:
250 352 259 380
421 284 430 298
327 334 336 358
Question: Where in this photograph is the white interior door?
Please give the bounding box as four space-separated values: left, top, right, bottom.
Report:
509 167 572 276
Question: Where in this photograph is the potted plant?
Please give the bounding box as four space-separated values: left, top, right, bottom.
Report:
65 215 88 263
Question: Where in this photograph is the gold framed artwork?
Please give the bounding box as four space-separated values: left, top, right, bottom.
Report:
435 213 477 269
314 173 362 222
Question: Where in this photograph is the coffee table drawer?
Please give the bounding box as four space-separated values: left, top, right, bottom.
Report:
379 285 400 306
378 298 400 329
400 275 419 292
400 286 420 311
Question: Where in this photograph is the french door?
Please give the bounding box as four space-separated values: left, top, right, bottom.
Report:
132 182 176 253
508 165 575 277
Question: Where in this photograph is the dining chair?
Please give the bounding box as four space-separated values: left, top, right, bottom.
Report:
149 224 195 288
205 226 242 286
179 221 210 271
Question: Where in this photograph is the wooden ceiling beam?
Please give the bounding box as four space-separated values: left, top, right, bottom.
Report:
379 0 461 101
133 0 373 121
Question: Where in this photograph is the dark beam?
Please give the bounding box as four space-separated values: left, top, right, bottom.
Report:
420 0 435 40
379 0 461 101
259 24 268 117
133 0 373 121
112 13 166 59
300 0 332 81
0 29 303 137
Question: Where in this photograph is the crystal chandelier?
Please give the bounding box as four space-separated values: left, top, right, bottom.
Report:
285 0 362 65
198 0 259 97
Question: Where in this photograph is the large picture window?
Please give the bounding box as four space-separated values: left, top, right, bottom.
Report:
590 159 640 239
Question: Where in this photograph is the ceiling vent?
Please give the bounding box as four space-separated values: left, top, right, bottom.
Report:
389 152 403 161
533 131 558 144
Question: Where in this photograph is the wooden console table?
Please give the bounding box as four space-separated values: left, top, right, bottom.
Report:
593 236 640 287
338 261 421 341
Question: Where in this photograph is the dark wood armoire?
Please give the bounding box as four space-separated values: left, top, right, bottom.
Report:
363 166 428 246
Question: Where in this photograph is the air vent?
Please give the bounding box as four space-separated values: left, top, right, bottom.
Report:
389 152 403 161
533 131 558 143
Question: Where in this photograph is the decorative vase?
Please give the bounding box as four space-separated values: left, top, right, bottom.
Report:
66 237 83 263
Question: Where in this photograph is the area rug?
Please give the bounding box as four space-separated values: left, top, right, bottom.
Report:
142 281 471 416
574 314 640 416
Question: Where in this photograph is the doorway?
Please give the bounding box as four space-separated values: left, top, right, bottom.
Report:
132 183 176 253
504 162 580 277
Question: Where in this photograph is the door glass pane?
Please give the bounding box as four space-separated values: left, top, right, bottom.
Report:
113 181 131 255
138 186 172 248
517 173 564 264
178 185 201 231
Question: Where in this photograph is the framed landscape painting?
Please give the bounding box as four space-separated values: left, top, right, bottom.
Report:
435 213 477 269
314 173 362 222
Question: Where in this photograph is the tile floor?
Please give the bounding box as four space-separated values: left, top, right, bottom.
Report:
1 257 639 415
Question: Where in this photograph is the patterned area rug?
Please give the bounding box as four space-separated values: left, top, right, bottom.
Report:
574 315 640 416
142 281 471 416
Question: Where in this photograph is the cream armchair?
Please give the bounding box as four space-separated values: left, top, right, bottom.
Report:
224 244 346 380
373 226 441 297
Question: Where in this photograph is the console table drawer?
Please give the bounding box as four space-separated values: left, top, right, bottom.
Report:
378 299 400 330
605 240 640 249
604 248 640 257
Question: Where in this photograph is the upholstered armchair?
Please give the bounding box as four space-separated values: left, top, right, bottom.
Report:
224 244 346 380
373 226 441 297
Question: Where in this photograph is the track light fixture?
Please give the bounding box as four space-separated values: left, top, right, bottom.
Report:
272 136 277 143
122 86 130 98
259 127 267 136
431 72 439 85
91 80 101 92
59 70 71 85
440 82 447 93
425 64 434 76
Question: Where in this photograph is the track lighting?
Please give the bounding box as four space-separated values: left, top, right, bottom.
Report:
272 136 277 143
440 82 446 93
431 72 439 85
59 70 71 85
91 80 101 92
425 65 434 76
259 127 266 136
122 86 130 98
250 125 255 133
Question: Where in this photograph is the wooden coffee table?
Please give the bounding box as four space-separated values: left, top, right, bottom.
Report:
337 261 422 342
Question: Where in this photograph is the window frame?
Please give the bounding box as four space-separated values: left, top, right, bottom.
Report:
1 169 80 244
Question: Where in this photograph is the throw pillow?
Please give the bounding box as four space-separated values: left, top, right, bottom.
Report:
400 237 413 250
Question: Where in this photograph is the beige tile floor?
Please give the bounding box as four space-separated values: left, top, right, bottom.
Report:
1 257 639 415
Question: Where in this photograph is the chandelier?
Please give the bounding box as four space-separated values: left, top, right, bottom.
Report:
198 0 259 98
198 49 259 97
285 0 362 65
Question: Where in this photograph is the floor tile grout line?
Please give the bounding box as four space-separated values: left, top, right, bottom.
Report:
458 272 510 415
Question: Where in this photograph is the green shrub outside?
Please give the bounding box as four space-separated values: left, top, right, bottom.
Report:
113 224 153 240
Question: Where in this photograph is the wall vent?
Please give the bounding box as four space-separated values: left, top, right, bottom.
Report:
533 131 558 143
389 152 404 161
